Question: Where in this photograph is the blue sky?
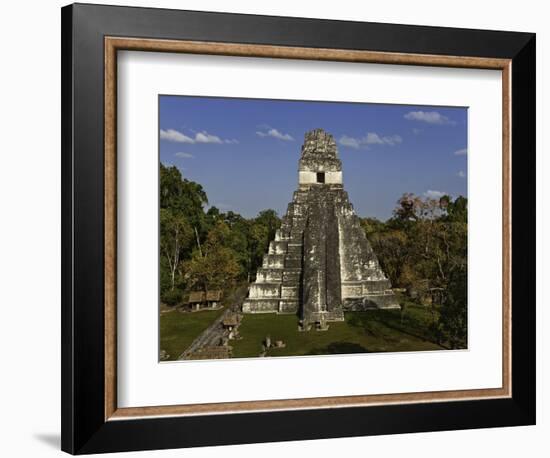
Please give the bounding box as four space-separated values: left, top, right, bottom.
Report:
159 95 467 220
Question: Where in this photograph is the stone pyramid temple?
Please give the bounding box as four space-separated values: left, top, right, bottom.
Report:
242 128 399 330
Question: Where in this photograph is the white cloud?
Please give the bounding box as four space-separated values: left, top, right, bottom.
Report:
338 132 402 149
175 152 194 159
424 190 446 199
404 111 455 125
453 148 468 156
365 133 402 146
160 129 194 143
412 128 422 135
364 132 385 145
195 131 222 144
338 135 361 149
161 128 237 144
457 170 466 178
256 128 294 141
387 135 403 145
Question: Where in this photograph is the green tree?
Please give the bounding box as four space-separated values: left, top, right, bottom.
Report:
183 221 242 293
438 267 467 349
248 222 269 281
369 229 409 286
159 165 209 304
360 217 385 236
255 209 281 243
160 164 208 233
160 209 192 292
158 164 282 304
365 193 468 348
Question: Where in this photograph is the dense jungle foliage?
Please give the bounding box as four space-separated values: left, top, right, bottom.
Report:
160 164 467 348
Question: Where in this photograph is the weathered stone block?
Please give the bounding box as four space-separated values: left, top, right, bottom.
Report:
279 300 299 313
362 279 392 293
242 299 280 313
269 240 288 255
284 255 302 269
256 268 283 283
342 283 363 298
281 285 299 299
249 283 280 298
282 269 301 283
263 254 285 269
286 243 302 255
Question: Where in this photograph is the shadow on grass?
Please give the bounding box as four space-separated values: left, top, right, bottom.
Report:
307 341 370 355
346 309 444 347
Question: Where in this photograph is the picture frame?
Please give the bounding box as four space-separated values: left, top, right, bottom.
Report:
61 3 536 454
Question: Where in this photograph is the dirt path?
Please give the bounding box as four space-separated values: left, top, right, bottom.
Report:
177 308 232 359
177 285 248 360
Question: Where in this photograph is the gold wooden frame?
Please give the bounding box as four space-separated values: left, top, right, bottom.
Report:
104 37 512 421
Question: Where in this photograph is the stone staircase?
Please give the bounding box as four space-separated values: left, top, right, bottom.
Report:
242 190 309 314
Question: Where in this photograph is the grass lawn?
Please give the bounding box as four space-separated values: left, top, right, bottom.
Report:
160 307 225 361
232 300 444 358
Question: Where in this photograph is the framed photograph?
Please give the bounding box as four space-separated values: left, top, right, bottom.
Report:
61 3 536 454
